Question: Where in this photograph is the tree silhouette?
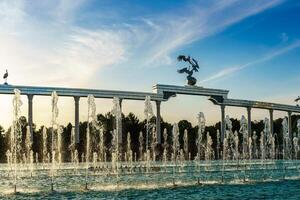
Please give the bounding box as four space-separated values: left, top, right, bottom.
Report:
0 113 299 163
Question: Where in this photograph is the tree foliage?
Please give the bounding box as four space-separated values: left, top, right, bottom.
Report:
0 113 299 163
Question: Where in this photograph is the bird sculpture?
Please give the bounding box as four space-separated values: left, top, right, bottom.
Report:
177 55 199 86
3 69 8 85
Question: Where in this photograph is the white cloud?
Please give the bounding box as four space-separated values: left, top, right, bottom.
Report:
0 0 287 128
201 40 300 83
0 0 284 86
0 0 127 87
133 0 283 67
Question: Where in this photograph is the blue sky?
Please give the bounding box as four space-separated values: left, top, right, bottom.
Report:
0 0 300 128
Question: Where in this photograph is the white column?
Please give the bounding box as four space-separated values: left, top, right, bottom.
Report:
269 109 274 135
74 96 80 143
247 107 252 136
118 98 123 144
288 111 292 140
156 101 161 144
28 94 34 142
221 105 225 142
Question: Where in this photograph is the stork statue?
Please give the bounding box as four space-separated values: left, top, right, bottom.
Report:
295 96 300 107
177 55 199 86
3 69 8 85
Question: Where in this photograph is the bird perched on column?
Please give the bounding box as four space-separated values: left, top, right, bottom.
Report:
3 69 8 85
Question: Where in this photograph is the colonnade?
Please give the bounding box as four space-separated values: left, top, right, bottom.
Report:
219 105 293 142
25 94 163 144
16 92 299 146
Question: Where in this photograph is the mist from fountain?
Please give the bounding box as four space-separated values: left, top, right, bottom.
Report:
233 131 239 161
216 130 220 160
2 88 300 195
11 89 23 193
6 150 12 171
205 132 213 171
172 123 179 185
111 97 122 176
139 131 144 161
183 129 188 160
225 115 233 160
196 112 205 161
144 96 154 152
127 132 133 172
98 128 104 162
42 127 48 164
240 115 248 159
57 126 63 166
69 127 76 164
151 128 157 162
85 94 98 189
50 91 59 191
282 117 290 160
163 128 168 171
248 136 253 160
252 131 258 159
25 126 32 163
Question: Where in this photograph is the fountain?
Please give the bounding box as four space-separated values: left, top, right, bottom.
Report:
139 131 144 161
252 131 258 159
50 91 59 191
11 89 23 193
0 88 300 197
196 112 205 162
127 132 133 172
85 94 98 190
57 126 63 166
282 117 290 160
111 97 122 177
183 129 188 159
42 127 48 164
144 96 154 153
216 130 220 160
151 128 157 161
172 123 179 185
98 128 104 162
239 115 248 159
205 132 213 167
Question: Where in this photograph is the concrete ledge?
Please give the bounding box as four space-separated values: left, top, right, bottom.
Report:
223 99 300 113
152 84 229 99
0 84 165 101
1 83 299 113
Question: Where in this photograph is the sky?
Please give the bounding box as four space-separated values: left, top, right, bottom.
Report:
0 0 300 129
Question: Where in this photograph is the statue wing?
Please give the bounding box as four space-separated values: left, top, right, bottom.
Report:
177 67 189 74
190 58 199 72
177 55 187 62
192 58 199 68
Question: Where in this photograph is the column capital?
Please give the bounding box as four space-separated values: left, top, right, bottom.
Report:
221 104 225 110
27 94 34 101
155 100 161 106
247 106 252 112
74 96 80 102
269 109 274 113
288 111 292 116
